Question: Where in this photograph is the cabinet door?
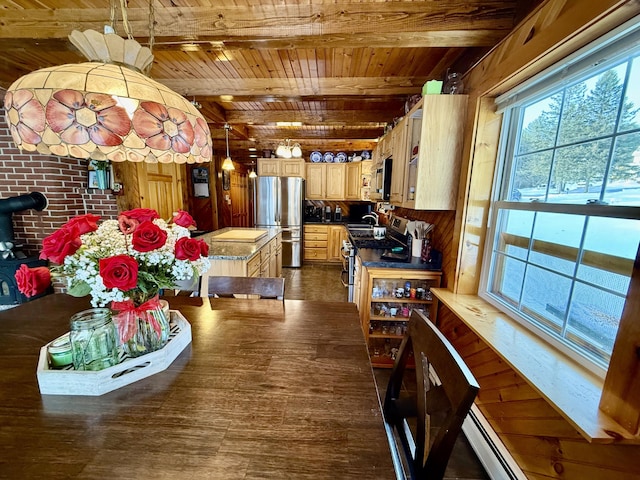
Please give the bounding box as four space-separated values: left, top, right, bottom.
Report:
305 163 326 199
325 164 346 199
390 116 408 205
257 158 280 176
414 95 467 210
327 225 347 261
345 163 362 200
281 159 304 177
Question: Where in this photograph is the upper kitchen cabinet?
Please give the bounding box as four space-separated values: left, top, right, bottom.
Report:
305 163 346 200
257 158 305 177
401 95 468 210
390 116 409 205
345 162 362 200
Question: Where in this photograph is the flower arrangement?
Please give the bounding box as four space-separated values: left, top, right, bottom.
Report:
16 208 210 305
15 208 211 355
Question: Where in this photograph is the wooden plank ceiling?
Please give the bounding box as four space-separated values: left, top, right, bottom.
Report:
0 0 541 165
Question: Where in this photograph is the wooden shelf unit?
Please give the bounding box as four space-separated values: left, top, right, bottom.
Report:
358 266 442 368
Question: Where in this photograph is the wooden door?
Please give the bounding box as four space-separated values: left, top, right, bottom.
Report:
230 171 249 226
138 163 184 220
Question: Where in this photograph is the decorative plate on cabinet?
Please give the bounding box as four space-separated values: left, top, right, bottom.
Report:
323 152 334 163
310 151 323 163
361 150 371 159
335 152 347 163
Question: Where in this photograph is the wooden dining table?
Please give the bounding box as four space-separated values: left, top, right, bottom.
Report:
0 294 395 479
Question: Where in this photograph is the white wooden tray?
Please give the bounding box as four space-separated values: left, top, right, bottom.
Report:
36 310 191 396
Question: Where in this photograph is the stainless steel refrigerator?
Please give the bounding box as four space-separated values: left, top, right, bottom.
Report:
254 176 304 267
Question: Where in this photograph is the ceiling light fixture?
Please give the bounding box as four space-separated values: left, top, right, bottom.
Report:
275 139 302 159
249 170 257 178
221 124 235 171
3 0 212 164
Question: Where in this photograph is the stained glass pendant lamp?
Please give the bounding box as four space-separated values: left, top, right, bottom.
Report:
4 27 212 164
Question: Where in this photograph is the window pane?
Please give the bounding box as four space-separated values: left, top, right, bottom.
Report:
529 212 585 276
577 216 637 294
521 264 571 331
618 57 640 132
496 209 535 260
558 66 626 145
567 282 624 354
551 139 611 202
605 131 640 206
518 94 561 155
490 253 525 308
511 151 553 201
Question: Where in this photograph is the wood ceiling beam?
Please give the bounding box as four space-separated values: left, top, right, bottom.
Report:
0 3 517 48
161 77 424 97
225 110 394 125
246 127 383 139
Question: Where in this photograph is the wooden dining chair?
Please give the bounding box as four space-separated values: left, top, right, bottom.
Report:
207 276 285 301
383 310 480 480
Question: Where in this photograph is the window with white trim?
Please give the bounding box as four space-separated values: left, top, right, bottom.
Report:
482 19 640 375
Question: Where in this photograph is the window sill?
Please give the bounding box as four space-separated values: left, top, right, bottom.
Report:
431 288 639 444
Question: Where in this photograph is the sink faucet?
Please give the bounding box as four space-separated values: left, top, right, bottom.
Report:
362 213 379 226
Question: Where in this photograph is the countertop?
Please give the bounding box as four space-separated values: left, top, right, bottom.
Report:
195 227 281 260
357 247 442 271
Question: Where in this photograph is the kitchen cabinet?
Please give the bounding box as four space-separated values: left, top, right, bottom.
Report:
360 160 373 201
201 232 282 296
257 158 305 177
345 162 362 200
326 164 346 199
304 224 329 261
304 163 346 200
389 116 408 205
328 225 347 261
359 267 441 368
303 224 344 263
400 95 468 210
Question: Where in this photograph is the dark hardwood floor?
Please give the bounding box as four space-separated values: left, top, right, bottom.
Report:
283 264 490 480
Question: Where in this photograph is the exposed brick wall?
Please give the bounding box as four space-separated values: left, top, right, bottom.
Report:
0 124 119 258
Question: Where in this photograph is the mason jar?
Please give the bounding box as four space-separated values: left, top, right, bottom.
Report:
70 308 119 371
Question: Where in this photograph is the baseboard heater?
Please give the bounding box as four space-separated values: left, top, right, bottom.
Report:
462 404 527 480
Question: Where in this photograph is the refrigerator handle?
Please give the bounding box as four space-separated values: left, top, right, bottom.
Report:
275 179 280 224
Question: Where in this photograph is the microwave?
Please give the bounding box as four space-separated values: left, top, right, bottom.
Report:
373 156 392 201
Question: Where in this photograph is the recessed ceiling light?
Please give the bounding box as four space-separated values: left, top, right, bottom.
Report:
248 147 257 151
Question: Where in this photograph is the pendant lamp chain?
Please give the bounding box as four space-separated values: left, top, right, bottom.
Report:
225 124 231 158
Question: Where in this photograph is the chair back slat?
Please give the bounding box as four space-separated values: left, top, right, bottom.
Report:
207 276 285 301
383 310 479 480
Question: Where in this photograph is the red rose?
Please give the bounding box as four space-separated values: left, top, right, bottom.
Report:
15 264 51 297
63 214 100 236
118 215 139 235
40 227 82 264
131 221 167 252
172 210 196 228
99 255 138 290
120 208 159 223
175 237 202 261
199 239 209 257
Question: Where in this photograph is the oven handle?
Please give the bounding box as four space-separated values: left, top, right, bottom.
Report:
340 269 349 287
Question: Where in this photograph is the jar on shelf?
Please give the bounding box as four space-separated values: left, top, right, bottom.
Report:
69 308 119 371
443 72 464 94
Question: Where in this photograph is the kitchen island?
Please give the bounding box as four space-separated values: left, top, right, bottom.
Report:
195 227 283 295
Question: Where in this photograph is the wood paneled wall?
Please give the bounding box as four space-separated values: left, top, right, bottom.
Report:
437 306 640 480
